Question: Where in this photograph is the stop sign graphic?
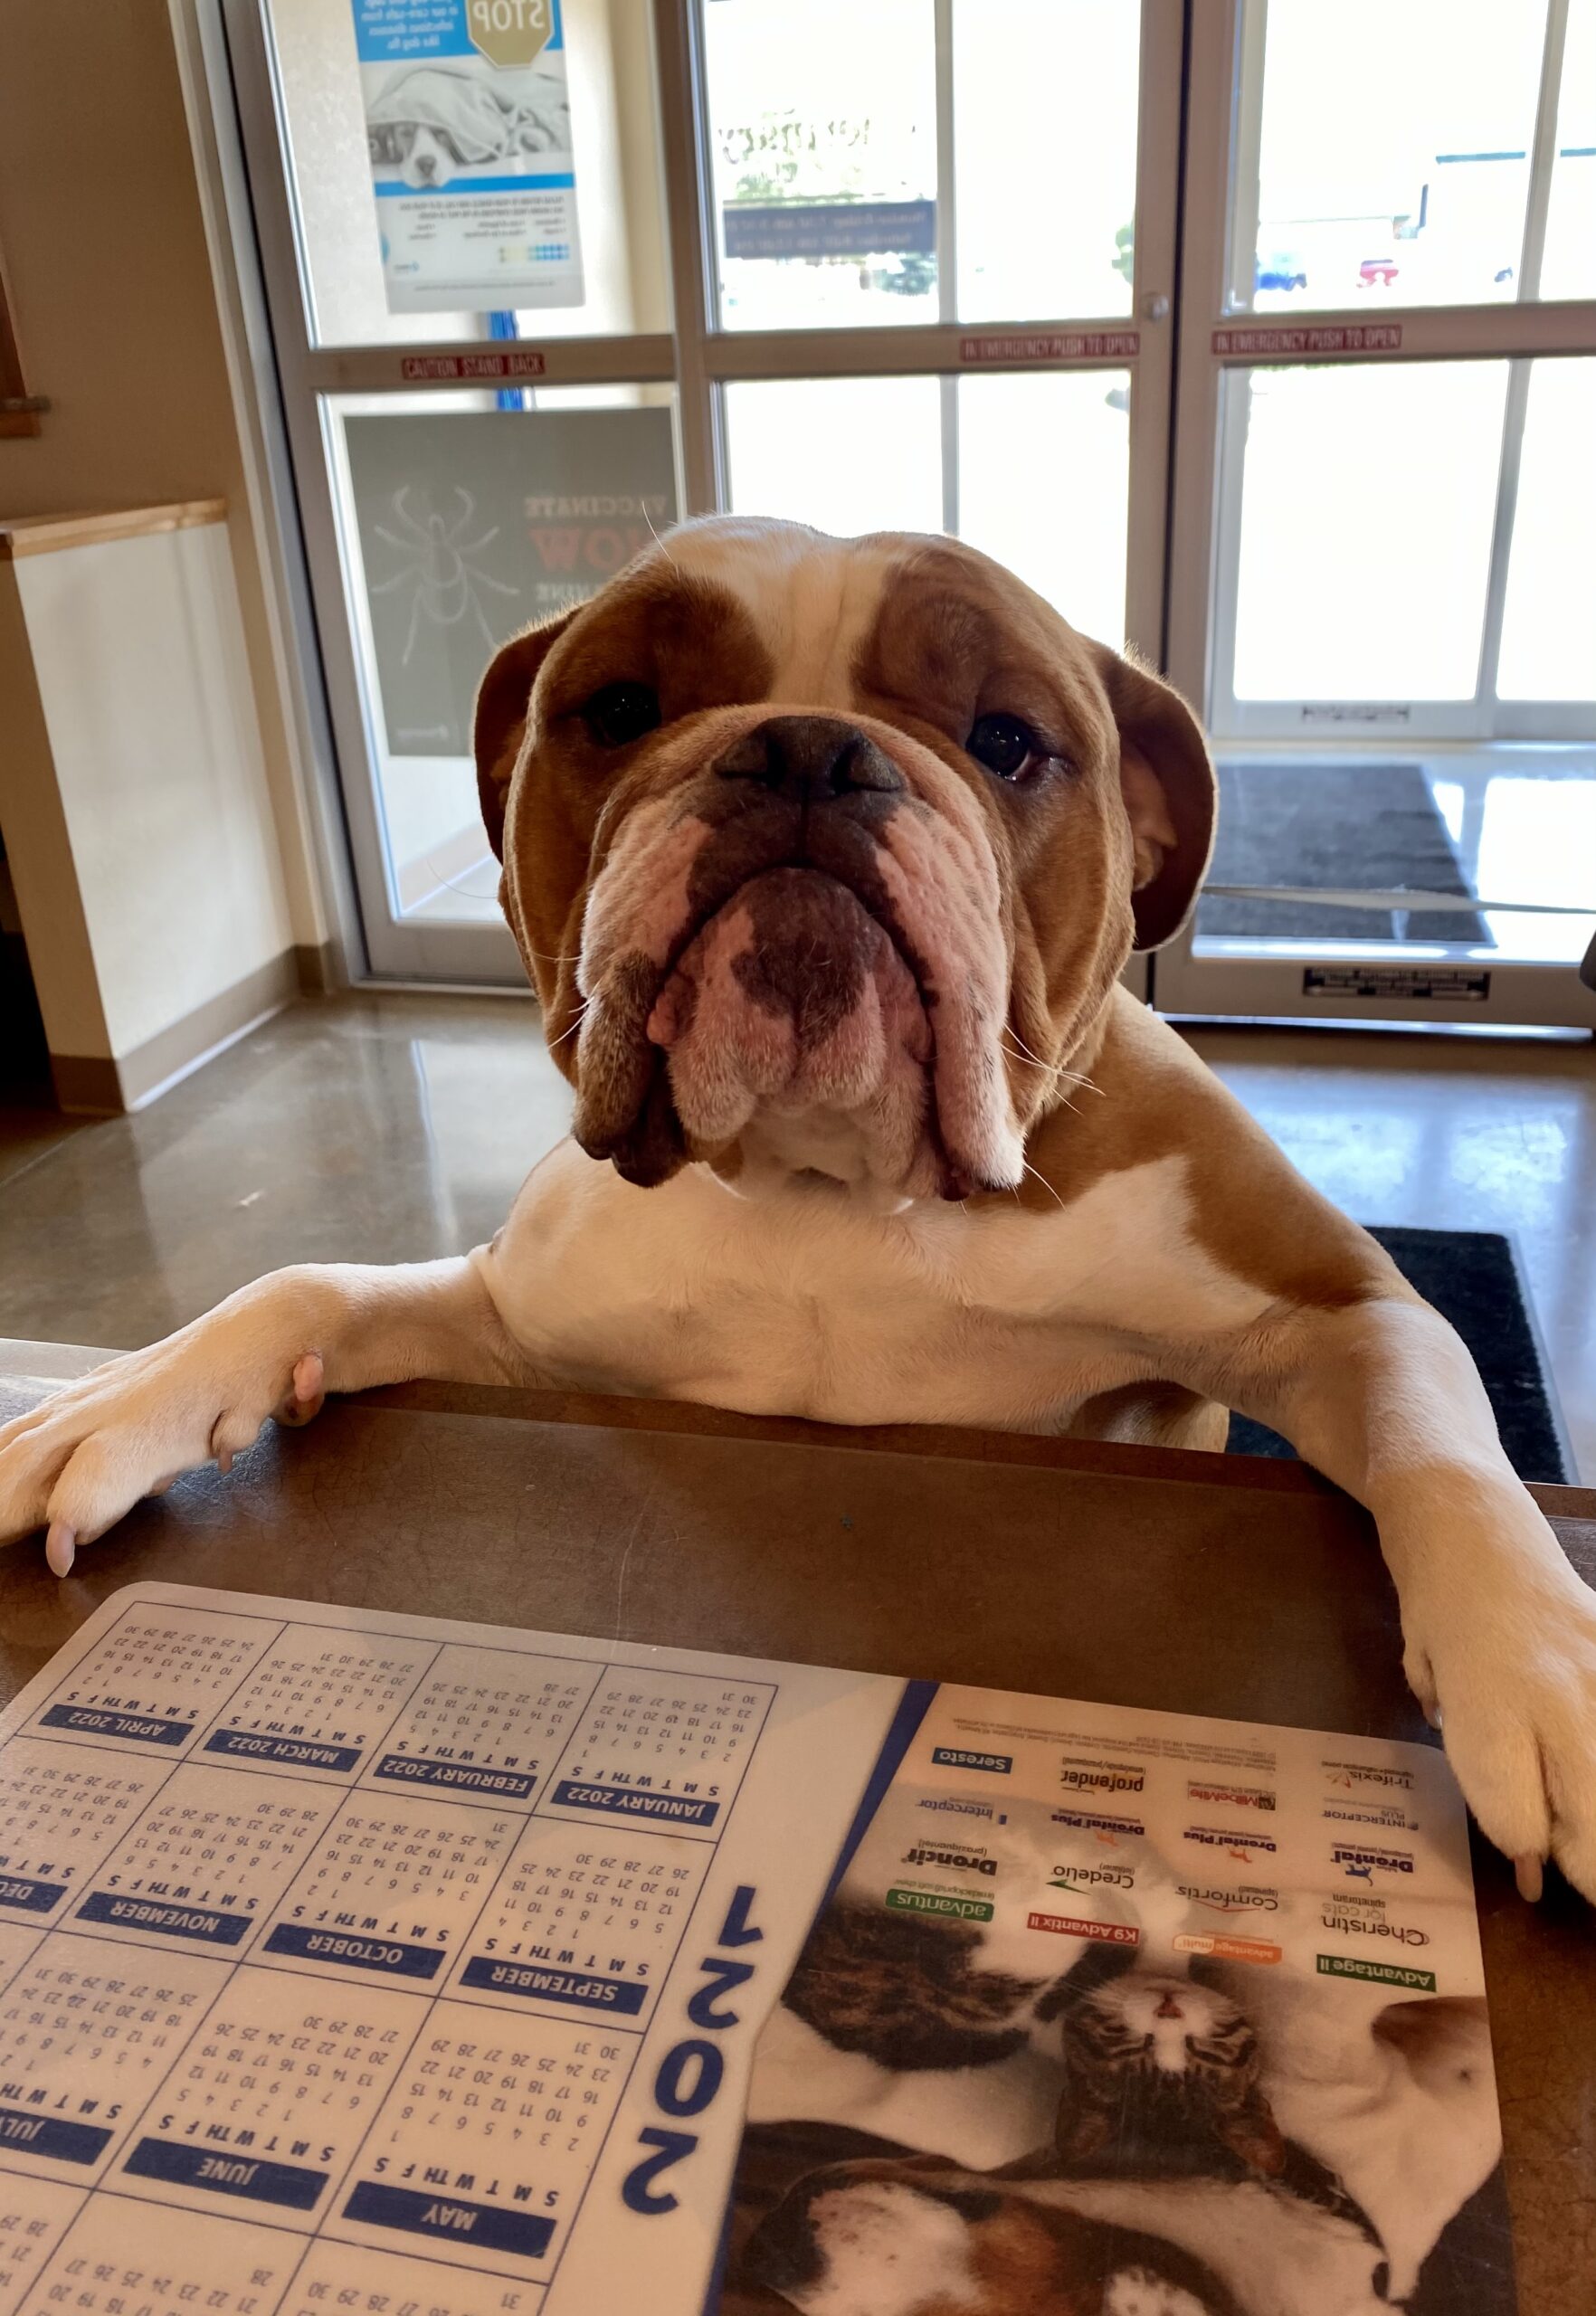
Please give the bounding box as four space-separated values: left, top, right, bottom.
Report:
467 0 554 69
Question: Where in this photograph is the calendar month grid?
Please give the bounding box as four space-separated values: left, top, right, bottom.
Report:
0 1589 786 2310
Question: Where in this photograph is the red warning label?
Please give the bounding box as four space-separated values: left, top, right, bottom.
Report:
399 351 548 383
1211 324 1402 358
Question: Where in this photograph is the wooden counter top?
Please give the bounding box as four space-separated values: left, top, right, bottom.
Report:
2 1343 1593 2308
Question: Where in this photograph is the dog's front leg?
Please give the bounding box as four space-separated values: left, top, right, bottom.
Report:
0 1255 530 1572
1201 1295 1596 1902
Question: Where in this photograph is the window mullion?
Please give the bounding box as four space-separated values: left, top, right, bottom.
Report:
1519 0 1572 301
1475 358 1533 723
934 0 960 536
657 0 719 513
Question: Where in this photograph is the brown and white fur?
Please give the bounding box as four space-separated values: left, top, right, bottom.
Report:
738 2153 1390 2316
2 517 1593 1903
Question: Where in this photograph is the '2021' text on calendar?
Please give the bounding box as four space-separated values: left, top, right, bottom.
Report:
0 1585 1513 2314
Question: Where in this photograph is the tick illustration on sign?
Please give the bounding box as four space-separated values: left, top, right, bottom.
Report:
371 486 518 662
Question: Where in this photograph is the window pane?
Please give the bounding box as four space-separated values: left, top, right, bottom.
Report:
1541 0 1596 299
957 372 1129 645
1229 362 1509 702
1498 359 1596 700
723 376 945 534
267 0 670 346
328 390 679 925
951 1 1138 323
704 0 939 333
1238 0 1547 313
702 0 1141 332
723 371 1130 641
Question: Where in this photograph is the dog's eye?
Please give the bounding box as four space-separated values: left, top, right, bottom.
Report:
584 682 661 747
966 713 1042 782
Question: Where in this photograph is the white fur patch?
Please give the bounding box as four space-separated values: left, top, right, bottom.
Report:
1025 2177 1390 2316
1104 2271 1211 2316
790 2181 983 2316
664 519 903 709
485 1143 1270 1430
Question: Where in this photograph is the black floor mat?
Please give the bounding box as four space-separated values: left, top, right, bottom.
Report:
1199 762 1492 945
1228 1226 1571 1483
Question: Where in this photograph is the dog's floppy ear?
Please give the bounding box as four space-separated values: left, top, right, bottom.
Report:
1089 644 1217 952
472 610 577 859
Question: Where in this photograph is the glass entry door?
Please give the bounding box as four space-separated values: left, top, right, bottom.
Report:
1158 0 1596 1027
225 0 1184 983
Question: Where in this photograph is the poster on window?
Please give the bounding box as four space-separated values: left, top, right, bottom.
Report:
343 405 678 755
354 0 584 314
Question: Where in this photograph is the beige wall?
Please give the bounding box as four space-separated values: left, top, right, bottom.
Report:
14 525 293 1059
0 0 324 949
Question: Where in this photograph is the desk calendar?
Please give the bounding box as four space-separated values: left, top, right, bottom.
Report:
0 1584 1510 2315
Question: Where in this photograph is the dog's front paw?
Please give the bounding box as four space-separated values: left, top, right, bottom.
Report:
0 1330 326 1573
1401 1539 1596 1903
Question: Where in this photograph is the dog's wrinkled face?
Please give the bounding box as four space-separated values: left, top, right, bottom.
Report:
473 519 1214 1202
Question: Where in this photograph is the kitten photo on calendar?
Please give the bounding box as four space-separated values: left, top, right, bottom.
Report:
723 1801 1515 2316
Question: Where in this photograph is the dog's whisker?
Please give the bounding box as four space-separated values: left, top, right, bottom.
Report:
1002 1024 1050 1068
1021 1158 1066 1210
641 500 679 571
546 1003 591 1052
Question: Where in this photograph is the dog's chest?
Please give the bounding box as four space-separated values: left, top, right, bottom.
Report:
487 1144 1265 1427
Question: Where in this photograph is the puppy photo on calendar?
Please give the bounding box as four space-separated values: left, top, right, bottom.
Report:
2 513 1593 1905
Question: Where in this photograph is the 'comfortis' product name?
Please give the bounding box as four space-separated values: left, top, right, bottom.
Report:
1180 1882 1279 1912
1059 1760 1145 1797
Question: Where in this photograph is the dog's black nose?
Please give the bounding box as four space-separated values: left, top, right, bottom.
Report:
716 715 904 802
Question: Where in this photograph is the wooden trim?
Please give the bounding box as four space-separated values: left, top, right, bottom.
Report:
361 1380 1596 1523
0 501 228 561
47 1053 124 1115
293 938 346 995
48 950 298 1114
0 230 41 440
4 1349 1589 1516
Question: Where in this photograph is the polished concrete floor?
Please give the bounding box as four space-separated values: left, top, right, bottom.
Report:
1 992 1591 1477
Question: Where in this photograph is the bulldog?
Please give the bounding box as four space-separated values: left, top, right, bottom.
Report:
2 518 1592 1905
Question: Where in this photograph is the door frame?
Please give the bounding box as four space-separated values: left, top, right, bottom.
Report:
223 0 1185 983
1156 0 1596 1029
